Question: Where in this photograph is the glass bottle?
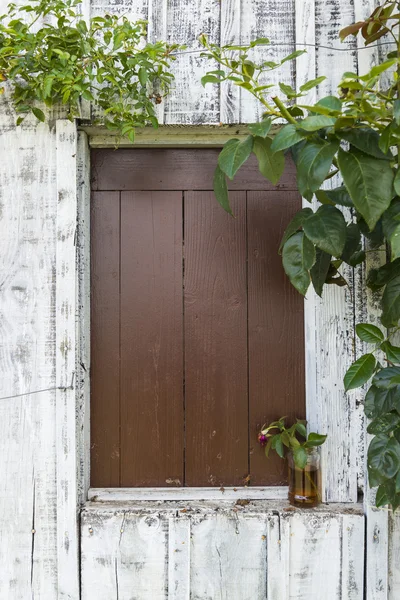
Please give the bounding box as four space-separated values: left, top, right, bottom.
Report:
287 448 322 507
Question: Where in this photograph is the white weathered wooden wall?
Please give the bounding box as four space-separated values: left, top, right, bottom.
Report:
1 0 400 598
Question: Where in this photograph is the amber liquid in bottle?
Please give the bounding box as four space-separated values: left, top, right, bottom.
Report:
288 462 321 507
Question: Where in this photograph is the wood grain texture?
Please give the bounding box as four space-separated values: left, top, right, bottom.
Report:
0 120 58 598
120 191 184 487
90 191 120 487
56 120 80 600
81 503 365 600
91 148 298 191
184 191 248 486
247 191 305 486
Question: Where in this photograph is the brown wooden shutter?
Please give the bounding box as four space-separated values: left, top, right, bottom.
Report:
91 149 305 487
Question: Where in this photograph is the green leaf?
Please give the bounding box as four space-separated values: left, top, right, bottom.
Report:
248 118 272 137
295 422 307 438
282 232 316 296
368 59 397 78
201 74 221 86
368 434 400 479
344 353 376 391
382 274 400 328
213 165 232 215
367 412 400 435
310 249 332 297
316 186 353 208
293 446 308 469
381 342 400 365
341 223 363 266
218 136 254 180
252 136 284 185
299 76 327 92
279 207 313 253
373 367 400 389
338 128 393 160
296 141 339 201
299 115 336 131
32 107 45 122
316 96 342 112
376 484 389 507
383 199 400 261
138 67 148 86
367 259 400 291
270 124 305 153
272 435 285 458
338 148 394 231
305 433 327 447
355 323 384 345
394 169 400 197
250 37 270 46
303 205 346 257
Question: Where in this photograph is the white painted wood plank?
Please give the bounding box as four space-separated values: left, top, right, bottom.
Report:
341 514 365 599
220 0 241 124
240 0 296 123
147 0 167 124
289 513 342 600
55 120 79 600
295 0 316 102
81 510 168 600
0 109 58 597
89 486 289 502
164 0 220 124
266 513 289 600
77 131 91 505
168 517 190 600
389 509 400 599
190 513 268 599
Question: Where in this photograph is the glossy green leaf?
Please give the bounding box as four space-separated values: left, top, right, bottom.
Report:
279 207 313 253
295 422 307 438
367 259 400 291
355 323 384 345
373 367 400 389
381 274 400 328
303 205 346 257
381 342 400 365
338 128 393 160
316 186 353 208
376 484 389 507
310 249 332 297
248 118 272 137
338 148 394 231
32 106 45 122
344 353 376 391
395 169 400 197
382 199 400 261
296 141 339 201
253 136 284 185
213 165 232 215
299 76 327 92
282 232 316 296
218 136 254 180
270 124 305 153
368 434 400 479
341 223 363 266
367 412 400 435
201 74 221 86
293 446 308 469
315 96 342 112
305 433 327 447
299 115 336 131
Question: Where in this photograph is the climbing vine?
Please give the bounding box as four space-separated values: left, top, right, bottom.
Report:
0 0 180 138
201 1 400 510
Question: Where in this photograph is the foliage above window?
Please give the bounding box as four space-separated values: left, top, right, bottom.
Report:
202 1 400 510
0 0 180 139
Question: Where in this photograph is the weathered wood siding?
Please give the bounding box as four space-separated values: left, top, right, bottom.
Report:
81 501 365 600
0 0 400 599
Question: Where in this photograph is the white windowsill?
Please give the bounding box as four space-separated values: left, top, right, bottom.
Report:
88 486 289 502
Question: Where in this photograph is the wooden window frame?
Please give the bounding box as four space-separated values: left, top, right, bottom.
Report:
56 121 362 520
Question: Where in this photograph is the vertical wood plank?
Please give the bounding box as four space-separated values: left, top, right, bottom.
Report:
247 191 305 486
120 191 184 486
266 514 289 600
389 509 400 599
168 517 191 600
90 191 120 487
164 0 220 124
56 119 80 599
341 514 365 600
190 513 268 599
184 192 248 486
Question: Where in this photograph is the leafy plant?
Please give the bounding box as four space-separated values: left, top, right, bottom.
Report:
0 0 180 138
258 417 327 469
201 1 400 509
